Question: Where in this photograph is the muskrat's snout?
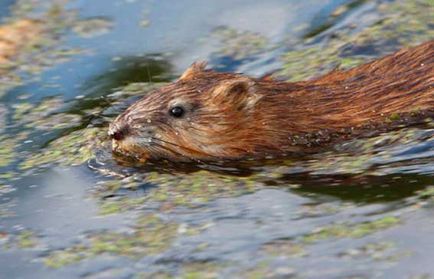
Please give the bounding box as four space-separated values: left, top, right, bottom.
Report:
108 121 129 141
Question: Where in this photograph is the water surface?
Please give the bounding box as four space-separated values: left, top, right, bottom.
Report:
0 0 433 278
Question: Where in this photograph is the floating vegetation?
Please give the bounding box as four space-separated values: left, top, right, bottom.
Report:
1 229 40 250
72 17 113 38
0 19 43 67
11 94 82 131
19 127 106 170
179 262 222 279
0 184 15 197
280 0 434 81
240 262 296 279
145 171 259 207
13 97 64 124
301 216 400 243
416 186 434 207
209 26 268 60
43 214 178 268
0 136 18 168
0 0 92 97
92 169 261 212
17 230 38 249
261 239 307 257
338 241 397 261
260 127 434 177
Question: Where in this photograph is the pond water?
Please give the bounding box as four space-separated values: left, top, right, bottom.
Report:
0 0 433 278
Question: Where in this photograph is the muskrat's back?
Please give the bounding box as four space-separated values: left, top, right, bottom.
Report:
109 41 433 163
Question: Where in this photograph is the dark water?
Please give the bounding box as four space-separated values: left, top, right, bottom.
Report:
0 0 433 278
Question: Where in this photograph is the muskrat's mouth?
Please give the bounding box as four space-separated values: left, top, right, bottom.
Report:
111 137 150 162
111 136 193 163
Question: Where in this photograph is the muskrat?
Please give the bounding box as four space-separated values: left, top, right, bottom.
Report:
109 41 433 163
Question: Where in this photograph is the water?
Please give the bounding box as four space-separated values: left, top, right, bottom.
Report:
0 0 433 278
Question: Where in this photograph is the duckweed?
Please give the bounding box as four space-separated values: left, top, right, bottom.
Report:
44 214 178 268
11 97 81 131
301 216 400 243
17 230 38 249
280 0 434 81
98 196 148 215
0 136 18 168
261 239 306 257
0 0 84 96
72 17 113 38
19 127 106 170
145 170 259 207
210 26 268 60
180 262 221 279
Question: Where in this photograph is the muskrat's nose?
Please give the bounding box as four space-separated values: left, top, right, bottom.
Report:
108 123 129 141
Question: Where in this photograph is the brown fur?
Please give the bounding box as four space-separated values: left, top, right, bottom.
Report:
109 41 434 162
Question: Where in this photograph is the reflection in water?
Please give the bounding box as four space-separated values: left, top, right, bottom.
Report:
291 174 432 203
79 55 173 99
66 55 173 122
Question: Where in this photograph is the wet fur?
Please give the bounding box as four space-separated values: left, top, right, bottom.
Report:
110 41 433 162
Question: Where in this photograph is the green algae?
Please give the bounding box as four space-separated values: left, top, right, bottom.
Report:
110 82 166 99
297 127 434 176
44 214 178 268
145 170 259 207
43 245 87 269
2 230 40 250
261 239 307 257
135 272 172 279
180 262 221 279
0 0 89 97
72 17 113 38
209 26 268 60
31 113 83 131
0 130 29 169
19 127 106 170
0 136 18 168
338 241 406 262
92 168 262 210
241 262 296 279
339 241 394 258
17 230 38 249
12 97 71 128
280 0 434 81
98 196 148 215
0 184 15 197
281 45 365 81
386 113 401 123
0 105 7 132
417 186 434 200
416 186 434 207
301 216 400 244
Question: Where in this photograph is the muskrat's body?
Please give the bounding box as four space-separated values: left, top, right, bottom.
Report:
109 41 433 162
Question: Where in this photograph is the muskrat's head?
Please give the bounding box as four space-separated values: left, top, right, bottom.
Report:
108 62 265 162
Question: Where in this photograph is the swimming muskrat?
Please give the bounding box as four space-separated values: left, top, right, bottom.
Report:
109 41 433 162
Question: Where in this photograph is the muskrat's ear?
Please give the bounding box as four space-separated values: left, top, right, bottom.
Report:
178 61 208 81
213 77 261 110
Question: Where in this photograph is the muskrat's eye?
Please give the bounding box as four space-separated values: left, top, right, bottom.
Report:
169 106 185 118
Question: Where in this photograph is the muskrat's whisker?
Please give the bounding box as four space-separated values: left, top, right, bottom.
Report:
151 141 198 161
136 140 184 159
152 137 222 161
